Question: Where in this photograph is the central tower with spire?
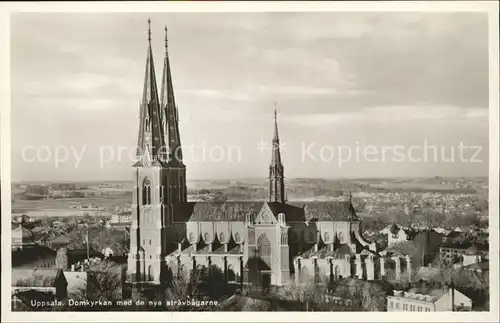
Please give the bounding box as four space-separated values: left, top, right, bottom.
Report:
269 107 285 203
128 20 187 284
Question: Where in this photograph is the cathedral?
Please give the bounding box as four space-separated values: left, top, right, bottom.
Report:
127 21 397 288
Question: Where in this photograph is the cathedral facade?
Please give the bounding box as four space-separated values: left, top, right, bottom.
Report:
127 21 391 288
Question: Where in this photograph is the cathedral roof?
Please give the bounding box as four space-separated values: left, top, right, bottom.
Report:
173 200 359 222
173 202 263 222
286 201 358 222
333 244 355 258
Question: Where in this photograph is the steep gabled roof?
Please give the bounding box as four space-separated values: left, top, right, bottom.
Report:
288 201 358 221
173 202 263 222
173 200 360 223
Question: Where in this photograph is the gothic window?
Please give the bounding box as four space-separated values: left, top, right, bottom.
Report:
180 175 184 197
189 232 195 243
227 265 235 282
204 233 210 243
324 232 330 242
145 118 150 132
142 178 151 205
219 232 225 243
338 232 344 243
147 265 153 281
234 233 241 243
257 234 271 267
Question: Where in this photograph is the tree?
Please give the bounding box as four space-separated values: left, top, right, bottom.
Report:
55 247 68 270
85 261 123 302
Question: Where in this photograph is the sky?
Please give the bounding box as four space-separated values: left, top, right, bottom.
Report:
10 12 489 182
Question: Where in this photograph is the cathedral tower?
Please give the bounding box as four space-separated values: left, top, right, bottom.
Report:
269 109 285 203
127 21 186 284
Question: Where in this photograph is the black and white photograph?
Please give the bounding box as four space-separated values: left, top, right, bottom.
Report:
1 1 498 320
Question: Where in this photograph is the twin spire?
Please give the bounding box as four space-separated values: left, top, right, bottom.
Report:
136 19 183 167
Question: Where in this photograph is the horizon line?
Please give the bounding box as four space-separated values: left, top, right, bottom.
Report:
10 175 489 185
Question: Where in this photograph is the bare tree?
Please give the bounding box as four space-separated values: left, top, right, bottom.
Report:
85 261 123 302
55 247 68 270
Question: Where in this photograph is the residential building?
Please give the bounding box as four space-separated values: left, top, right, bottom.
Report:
440 241 489 264
12 224 37 250
12 269 68 302
387 286 472 311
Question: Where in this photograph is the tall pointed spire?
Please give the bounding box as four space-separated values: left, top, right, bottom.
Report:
271 104 282 166
160 24 183 165
269 104 285 203
136 19 165 166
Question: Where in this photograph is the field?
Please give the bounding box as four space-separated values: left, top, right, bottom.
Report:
11 177 488 219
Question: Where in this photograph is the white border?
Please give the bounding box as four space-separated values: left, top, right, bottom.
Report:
1 1 498 322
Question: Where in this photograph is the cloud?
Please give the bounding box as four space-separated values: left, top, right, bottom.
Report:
285 105 487 126
10 12 489 181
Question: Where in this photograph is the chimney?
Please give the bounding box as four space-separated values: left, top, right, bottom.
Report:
71 264 75 272
224 243 228 253
314 243 318 252
177 242 182 252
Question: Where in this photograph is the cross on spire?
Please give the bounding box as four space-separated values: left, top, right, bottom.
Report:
148 18 152 42
165 25 168 51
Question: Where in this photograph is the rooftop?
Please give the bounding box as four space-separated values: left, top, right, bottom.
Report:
173 201 358 222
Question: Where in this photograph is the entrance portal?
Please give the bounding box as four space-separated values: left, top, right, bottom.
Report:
261 273 271 290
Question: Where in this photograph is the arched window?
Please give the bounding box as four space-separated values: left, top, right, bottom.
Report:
204 233 210 243
219 232 225 243
234 232 241 243
142 178 151 205
257 234 271 266
179 264 186 278
179 175 184 197
324 232 330 243
147 265 153 281
189 232 195 243
338 232 344 242
227 264 235 281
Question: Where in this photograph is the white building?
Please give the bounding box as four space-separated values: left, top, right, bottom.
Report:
387 287 472 312
462 244 482 266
